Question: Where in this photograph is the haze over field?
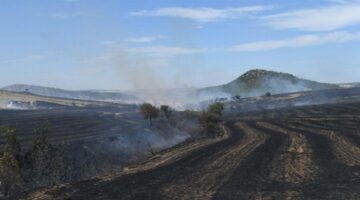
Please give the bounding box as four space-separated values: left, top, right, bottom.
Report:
2 69 354 110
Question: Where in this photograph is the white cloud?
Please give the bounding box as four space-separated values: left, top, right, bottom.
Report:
130 6 272 22
80 55 112 64
123 45 207 58
124 35 166 43
264 3 360 31
1 54 49 64
48 11 89 19
328 0 360 4
230 31 360 52
99 41 119 46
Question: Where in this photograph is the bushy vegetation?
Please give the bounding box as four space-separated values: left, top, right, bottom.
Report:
0 126 23 197
199 102 225 137
31 126 50 156
208 102 225 116
28 126 52 184
0 125 55 197
139 103 160 126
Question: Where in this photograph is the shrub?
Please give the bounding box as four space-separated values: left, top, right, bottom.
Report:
208 102 225 116
31 126 50 154
199 102 225 137
0 126 23 197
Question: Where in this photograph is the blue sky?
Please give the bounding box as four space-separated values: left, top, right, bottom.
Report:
1 0 360 90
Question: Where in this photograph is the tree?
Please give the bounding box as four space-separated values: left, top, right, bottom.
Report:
208 102 225 116
139 103 159 126
0 126 23 197
160 105 169 113
199 102 225 137
160 105 171 119
264 92 271 97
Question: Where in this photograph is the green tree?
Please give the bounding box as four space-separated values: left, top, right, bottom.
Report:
0 126 23 196
139 103 159 126
199 102 225 137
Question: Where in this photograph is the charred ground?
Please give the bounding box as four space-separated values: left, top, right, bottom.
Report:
22 96 360 200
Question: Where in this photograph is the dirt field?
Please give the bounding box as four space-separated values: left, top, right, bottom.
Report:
21 101 360 200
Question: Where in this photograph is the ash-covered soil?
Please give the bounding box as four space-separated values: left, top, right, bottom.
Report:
0 105 194 196
22 101 360 200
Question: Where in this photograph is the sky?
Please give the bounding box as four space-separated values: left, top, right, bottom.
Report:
1 0 360 90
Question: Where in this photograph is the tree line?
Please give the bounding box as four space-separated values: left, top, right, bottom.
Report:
139 102 225 137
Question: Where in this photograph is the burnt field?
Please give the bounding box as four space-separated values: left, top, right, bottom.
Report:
24 101 360 200
0 106 139 149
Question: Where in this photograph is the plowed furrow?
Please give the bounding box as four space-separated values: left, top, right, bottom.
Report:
274 122 357 180
257 122 319 183
39 123 247 200
293 120 360 146
211 121 288 200
285 121 360 168
162 122 267 200
300 119 359 132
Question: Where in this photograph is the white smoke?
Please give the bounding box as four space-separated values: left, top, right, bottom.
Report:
5 101 32 110
110 45 222 110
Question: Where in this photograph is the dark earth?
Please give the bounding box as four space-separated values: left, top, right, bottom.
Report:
22 101 360 200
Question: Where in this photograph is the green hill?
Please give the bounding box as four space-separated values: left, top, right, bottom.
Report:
198 69 340 97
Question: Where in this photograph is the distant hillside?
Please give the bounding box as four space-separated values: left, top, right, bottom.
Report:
338 82 360 88
2 84 140 103
197 69 340 97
